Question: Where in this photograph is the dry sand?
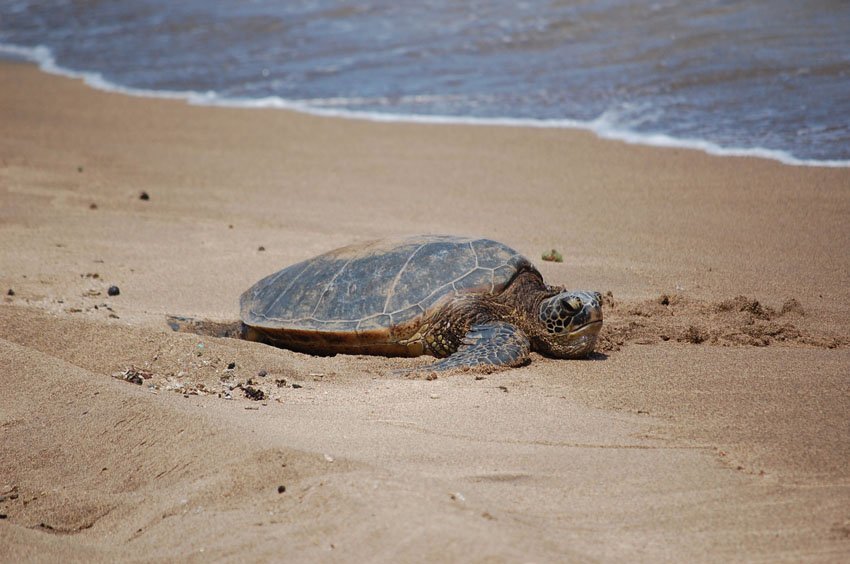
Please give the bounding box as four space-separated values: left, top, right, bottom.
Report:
1 60 849 562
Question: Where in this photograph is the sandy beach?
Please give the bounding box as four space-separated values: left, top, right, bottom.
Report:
1 59 849 561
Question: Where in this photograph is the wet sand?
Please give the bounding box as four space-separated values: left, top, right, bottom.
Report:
1 60 849 561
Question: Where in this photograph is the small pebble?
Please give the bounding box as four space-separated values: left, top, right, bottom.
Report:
6 289 14 296
291 383 303 389
257 369 268 378
89 203 98 210
139 191 150 201
77 166 84 173
226 362 236 370
277 485 286 494
257 246 266 252
107 285 120 296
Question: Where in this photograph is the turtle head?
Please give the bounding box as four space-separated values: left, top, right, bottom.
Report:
535 290 603 358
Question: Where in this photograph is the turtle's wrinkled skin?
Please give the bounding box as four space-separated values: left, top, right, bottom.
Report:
238 235 602 371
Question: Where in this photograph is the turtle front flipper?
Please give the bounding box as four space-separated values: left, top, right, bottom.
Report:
426 322 530 372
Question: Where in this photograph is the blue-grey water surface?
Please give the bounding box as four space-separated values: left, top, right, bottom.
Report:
2 0 849 165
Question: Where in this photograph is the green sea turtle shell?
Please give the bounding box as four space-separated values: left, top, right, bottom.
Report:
239 235 533 339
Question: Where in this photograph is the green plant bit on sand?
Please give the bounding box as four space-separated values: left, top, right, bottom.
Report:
541 249 563 263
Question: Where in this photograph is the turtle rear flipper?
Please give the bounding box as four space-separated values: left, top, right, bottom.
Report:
426 322 530 372
166 315 246 339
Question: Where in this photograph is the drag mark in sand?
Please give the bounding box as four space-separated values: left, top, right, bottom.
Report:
370 419 712 452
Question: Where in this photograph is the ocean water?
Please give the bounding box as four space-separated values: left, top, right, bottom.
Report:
1 0 849 166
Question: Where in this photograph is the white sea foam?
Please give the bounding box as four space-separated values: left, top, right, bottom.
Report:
3 42 848 169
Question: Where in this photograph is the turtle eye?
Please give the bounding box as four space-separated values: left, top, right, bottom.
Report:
560 296 582 315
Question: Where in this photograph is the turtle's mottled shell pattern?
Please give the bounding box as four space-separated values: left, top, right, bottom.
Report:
240 235 529 335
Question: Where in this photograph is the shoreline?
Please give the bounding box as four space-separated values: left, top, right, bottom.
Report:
1 59 849 561
2 43 848 169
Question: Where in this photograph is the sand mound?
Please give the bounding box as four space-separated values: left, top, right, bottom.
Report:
597 293 845 352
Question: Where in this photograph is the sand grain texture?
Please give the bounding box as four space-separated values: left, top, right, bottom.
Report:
1 61 849 562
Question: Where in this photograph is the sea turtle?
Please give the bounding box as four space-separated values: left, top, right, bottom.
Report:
170 235 602 371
